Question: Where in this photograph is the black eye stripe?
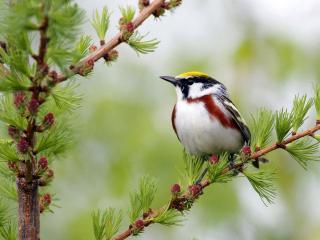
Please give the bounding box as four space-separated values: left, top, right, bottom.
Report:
181 85 189 99
178 76 224 99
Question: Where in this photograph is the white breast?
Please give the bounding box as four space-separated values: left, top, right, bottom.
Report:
174 97 243 155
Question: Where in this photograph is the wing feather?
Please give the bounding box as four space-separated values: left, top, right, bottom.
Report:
217 95 251 144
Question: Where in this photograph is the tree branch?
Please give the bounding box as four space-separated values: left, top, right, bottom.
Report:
17 8 50 240
37 15 49 67
56 0 165 83
223 122 320 174
112 122 320 240
1 1 182 239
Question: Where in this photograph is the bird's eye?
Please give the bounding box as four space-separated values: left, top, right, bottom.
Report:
187 80 194 85
201 83 211 90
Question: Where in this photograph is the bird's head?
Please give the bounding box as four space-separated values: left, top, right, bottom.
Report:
160 71 227 100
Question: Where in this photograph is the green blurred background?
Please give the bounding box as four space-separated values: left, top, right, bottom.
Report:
41 0 320 239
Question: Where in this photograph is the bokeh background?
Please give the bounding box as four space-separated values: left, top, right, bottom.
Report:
42 0 320 239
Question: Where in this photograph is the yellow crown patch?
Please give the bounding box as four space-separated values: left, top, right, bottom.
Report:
176 71 210 79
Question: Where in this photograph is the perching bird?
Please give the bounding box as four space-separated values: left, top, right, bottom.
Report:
160 72 251 158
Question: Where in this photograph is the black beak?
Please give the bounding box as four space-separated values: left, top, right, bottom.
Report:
160 76 177 86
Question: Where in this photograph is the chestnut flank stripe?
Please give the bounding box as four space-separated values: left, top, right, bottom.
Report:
187 95 236 129
171 104 179 137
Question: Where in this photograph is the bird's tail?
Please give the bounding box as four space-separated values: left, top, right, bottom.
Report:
252 157 269 168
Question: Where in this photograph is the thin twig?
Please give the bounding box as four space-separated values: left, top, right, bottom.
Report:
37 16 49 67
112 122 320 240
113 230 132 240
24 9 50 179
56 0 165 83
225 122 320 174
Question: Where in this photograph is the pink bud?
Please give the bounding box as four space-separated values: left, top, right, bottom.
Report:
188 184 201 197
242 145 252 155
43 113 54 128
209 155 219 164
135 219 144 229
28 99 39 114
42 193 52 205
38 157 48 170
171 183 181 194
14 91 26 108
17 138 29 154
126 22 134 32
8 126 20 140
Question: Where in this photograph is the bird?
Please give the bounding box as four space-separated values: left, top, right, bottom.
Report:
160 71 251 165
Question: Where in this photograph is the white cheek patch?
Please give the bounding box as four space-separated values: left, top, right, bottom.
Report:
175 82 228 100
188 84 222 99
188 83 204 99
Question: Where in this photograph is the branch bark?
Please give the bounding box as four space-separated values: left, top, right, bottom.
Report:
112 122 320 240
56 0 165 83
37 15 49 67
17 178 40 240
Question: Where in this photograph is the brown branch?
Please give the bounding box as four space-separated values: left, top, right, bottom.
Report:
224 122 320 174
56 0 165 83
24 15 50 177
113 229 132 240
37 15 49 67
17 178 40 240
252 125 320 159
112 122 320 240
17 10 50 240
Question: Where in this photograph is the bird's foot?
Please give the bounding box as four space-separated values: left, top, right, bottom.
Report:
228 154 240 176
195 167 209 185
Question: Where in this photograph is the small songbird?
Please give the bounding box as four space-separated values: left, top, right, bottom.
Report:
160 72 251 157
